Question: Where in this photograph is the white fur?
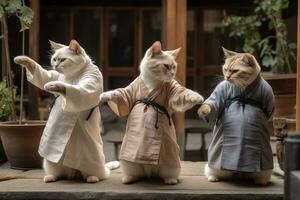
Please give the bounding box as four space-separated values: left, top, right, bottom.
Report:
50 41 91 81
204 164 272 185
139 47 178 92
43 159 118 183
120 160 180 185
29 40 119 183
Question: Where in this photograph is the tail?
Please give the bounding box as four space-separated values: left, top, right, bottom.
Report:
105 161 120 170
0 173 19 182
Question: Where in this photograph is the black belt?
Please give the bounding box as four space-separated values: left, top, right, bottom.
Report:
135 99 171 129
51 95 97 121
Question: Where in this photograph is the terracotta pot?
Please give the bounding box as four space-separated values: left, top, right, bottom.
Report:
0 120 46 169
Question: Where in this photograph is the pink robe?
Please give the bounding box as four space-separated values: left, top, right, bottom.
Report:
107 76 201 168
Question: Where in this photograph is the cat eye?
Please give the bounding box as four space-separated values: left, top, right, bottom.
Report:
163 64 170 70
53 58 57 62
231 69 239 73
60 58 66 62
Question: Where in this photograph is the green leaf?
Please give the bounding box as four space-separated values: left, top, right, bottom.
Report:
262 55 272 67
0 0 8 7
5 0 21 13
0 6 4 18
0 81 15 121
288 43 296 49
281 1 289 9
18 5 33 31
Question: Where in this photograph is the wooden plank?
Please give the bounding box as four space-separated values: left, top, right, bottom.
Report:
162 0 187 159
297 0 300 131
27 0 40 120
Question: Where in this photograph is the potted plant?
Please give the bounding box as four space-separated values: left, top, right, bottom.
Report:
223 0 296 118
0 0 45 169
0 81 15 163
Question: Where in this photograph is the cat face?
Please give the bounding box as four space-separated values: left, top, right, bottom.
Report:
50 40 90 77
222 47 261 90
140 41 180 82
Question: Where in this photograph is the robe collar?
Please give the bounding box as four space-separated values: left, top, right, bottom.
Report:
242 74 262 96
139 76 165 100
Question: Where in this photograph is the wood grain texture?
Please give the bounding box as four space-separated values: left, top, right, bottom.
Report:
297 1 300 130
28 0 40 120
162 0 187 158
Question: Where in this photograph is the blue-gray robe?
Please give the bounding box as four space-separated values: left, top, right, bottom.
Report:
204 75 274 172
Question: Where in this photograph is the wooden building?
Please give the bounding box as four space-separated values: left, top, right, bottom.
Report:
1 0 297 123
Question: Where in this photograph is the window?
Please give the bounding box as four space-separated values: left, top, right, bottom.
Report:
186 6 251 95
40 6 161 90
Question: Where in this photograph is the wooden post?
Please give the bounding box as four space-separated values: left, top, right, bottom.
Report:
28 0 40 119
297 1 300 131
162 0 187 159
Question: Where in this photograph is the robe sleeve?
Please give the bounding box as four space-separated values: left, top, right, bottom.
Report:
203 81 229 122
60 67 103 112
262 83 275 120
168 80 203 112
26 64 60 90
107 78 138 117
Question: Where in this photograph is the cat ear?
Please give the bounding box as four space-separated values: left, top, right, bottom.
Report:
148 41 162 57
222 47 238 58
165 48 181 60
49 40 65 51
69 39 83 54
242 53 255 66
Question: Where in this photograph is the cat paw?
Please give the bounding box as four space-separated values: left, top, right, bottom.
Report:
207 175 219 182
122 175 139 184
44 81 66 94
197 104 211 117
164 178 178 185
186 92 204 104
14 56 36 73
86 176 99 183
100 91 118 103
43 175 57 183
14 56 32 65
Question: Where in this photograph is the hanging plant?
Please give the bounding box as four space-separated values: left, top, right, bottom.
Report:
0 0 34 122
223 0 296 74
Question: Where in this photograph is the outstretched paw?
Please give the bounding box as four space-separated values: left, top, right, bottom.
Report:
186 92 204 104
197 104 211 117
14 56 36 74
44 81 66 94
100 91 118 103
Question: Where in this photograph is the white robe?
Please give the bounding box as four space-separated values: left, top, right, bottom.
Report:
26 63 106 177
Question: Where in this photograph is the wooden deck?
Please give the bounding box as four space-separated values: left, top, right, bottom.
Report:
0 161 283 200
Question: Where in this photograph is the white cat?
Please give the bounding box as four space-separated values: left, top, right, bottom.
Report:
14 40 119 183
100 41 204 184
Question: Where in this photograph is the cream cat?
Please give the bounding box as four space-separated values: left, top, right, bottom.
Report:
100 41 204 185
14 40 119 183
198 48 275 185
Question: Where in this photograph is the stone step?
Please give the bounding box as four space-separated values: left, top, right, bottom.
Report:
0 162 283 200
